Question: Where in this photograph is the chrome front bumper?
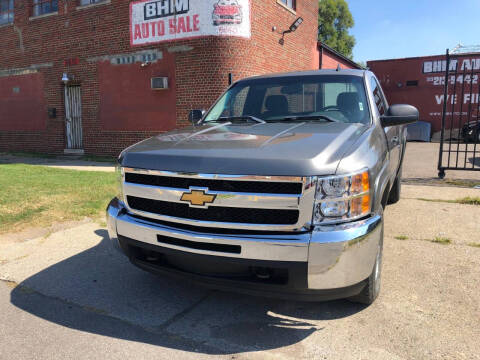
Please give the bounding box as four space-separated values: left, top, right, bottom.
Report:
107 198 382 291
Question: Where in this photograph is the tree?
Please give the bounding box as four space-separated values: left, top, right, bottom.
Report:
318 0 356 59
357 60 367 69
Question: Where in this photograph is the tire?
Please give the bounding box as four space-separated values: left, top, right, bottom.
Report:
387 167 402 204
348 221 384 305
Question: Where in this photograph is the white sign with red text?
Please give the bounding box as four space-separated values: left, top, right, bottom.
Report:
130 0 251 46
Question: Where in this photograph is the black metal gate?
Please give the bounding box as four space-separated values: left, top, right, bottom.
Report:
438 49 480 178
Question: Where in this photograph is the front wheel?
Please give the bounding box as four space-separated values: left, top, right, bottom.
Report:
348 222 384 305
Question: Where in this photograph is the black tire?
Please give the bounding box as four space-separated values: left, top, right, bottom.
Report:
348 222 384 305
387 167 402 204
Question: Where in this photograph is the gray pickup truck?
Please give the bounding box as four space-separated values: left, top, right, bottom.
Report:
107 69 418 304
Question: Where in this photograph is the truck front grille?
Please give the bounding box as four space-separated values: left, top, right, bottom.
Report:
125 173 303 195
121 168 315 231
127 196 300 225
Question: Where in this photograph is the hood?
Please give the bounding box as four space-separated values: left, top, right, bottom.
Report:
120 122 369 176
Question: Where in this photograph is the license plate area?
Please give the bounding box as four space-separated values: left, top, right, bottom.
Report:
157 234 241 254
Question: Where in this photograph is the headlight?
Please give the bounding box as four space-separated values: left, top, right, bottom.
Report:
313 170 371 225
116 165 125 203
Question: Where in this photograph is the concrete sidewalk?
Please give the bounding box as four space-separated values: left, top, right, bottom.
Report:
0 153 115 172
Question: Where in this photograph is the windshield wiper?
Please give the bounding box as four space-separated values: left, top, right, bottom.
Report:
281 115 339 123
215 116 266 124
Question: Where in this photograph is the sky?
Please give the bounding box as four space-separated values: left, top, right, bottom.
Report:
348 0 480 63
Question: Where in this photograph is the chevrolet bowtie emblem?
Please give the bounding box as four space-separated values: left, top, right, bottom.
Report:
180 190 216 207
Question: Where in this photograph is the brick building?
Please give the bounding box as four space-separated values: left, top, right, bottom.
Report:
368 52 480 139
0 0 359 156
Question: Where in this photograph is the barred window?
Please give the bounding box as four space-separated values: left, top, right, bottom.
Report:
79 0 107 5
32 0 58 16
278 0 295 10
0 0 14 25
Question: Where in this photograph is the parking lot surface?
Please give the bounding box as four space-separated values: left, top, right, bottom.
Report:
1 183 479 360
403 142 480 180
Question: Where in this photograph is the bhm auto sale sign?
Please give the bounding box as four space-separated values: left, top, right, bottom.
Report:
130 0 251 46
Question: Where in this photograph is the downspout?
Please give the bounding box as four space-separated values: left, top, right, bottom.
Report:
319 45 323 69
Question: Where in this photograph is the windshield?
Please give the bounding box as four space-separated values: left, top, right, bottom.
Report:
203 75 371 125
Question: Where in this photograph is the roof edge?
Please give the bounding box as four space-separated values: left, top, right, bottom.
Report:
317 42 364 70
367 51 480 64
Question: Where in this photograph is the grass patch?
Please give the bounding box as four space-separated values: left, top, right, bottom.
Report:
403 178 480 188
0 164 117 234
468 242 480 248
456 197 480 205
395 235 409 240
417 197 480 205
430 237 452 245
80 155 116 163
445 179 480 188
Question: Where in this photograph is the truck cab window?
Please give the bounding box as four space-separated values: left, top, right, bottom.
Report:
371 77 387 116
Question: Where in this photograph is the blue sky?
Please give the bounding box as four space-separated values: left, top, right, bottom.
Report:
348 0 480 63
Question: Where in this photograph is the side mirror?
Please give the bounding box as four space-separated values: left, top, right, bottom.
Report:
381 104 419 127
188 109 204 124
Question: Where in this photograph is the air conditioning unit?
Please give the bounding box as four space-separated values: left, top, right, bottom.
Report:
151 77 169 90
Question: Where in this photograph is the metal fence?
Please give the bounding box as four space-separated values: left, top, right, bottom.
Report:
438 49 480 178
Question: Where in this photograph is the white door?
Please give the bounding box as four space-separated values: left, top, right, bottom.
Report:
65 85 83 150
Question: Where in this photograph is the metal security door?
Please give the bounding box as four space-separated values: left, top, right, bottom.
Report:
65 85 83 150
438 49 480 178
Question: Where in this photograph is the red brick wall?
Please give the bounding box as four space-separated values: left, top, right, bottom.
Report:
97 54 177 131
321 47 359 70
368 54 469 134
0 0 318 156
0 73 47 131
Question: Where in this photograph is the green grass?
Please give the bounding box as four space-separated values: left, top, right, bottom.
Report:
444 179 480 188
80 155 116 163
0 164 117 234
456 197 480 205
403 178 480 188
395 235 409 240
430 237 452 245
468 243 480 248
417 197 480 206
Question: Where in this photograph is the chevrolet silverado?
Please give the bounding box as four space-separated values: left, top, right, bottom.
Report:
107 69 418 304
